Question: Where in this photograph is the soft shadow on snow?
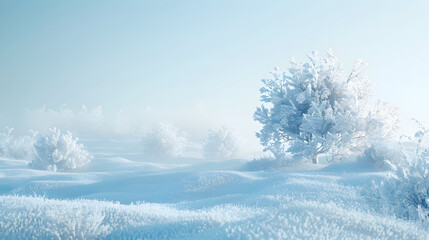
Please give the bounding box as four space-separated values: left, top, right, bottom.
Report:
243 157 326 172
321 160 374 173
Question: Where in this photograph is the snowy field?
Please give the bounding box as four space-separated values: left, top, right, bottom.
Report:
2 0 429 239
0 137 428 239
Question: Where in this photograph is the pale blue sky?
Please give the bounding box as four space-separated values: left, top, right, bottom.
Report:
1 0 429 146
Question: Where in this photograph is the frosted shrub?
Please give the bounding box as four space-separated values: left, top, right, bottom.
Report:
395 151 429 222
359 143 404 171
29 128 92 171
254 50 398 164
371 120 429 223
367 101 400 142
143 122 187 159
393 121 429 222
203 125 246 160
0 128 35 160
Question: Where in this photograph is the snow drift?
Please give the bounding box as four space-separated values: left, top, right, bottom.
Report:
0 135 428 239
0 169 427 239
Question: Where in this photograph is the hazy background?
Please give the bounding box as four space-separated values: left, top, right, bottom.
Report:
1 0 428 152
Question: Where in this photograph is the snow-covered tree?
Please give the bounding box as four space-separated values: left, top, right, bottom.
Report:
203 125 246 160
143 122 187 159
29 128 92 171
254 50 398 164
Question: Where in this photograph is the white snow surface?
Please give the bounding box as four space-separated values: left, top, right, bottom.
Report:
0 136 428 239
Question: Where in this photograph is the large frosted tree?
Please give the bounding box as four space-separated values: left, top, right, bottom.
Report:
254 50 398 164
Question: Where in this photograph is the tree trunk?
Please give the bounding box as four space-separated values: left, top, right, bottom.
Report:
312 155 319 164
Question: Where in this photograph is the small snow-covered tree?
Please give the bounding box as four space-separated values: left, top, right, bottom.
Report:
203 125 246 160
143 122 187 159
0 127 35 160
254 50 398 164
29 128 92 171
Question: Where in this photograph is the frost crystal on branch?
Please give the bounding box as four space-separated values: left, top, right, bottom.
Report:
254 50 398 163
